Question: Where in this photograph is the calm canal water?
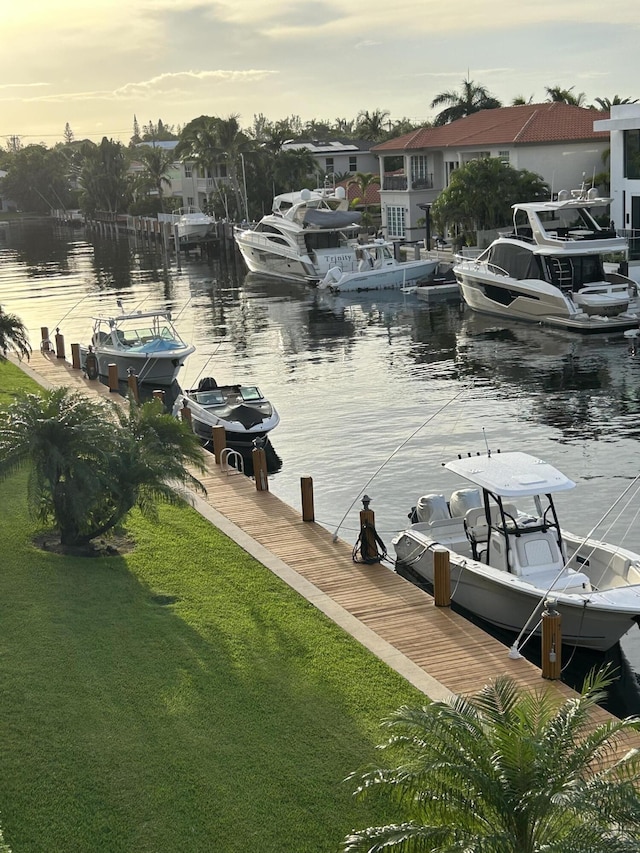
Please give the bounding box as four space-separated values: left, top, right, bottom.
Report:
3 219 640 711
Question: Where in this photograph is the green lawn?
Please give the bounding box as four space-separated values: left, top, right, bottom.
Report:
0 360 424 852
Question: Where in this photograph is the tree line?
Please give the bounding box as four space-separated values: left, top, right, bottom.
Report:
0 80 636 224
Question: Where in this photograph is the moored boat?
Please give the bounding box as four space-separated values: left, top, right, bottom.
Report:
234 185 363 283
453 188 640 333
318 239 438 292
82 306 195 385
173 377 280 445
393 450 640 651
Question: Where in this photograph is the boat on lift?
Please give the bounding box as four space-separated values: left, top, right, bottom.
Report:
393 450 640 651
453 187 640 333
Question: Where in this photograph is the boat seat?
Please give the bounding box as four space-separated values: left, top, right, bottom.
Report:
465 503 517 559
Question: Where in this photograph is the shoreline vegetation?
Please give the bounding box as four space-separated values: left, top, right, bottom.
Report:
0 359 423 852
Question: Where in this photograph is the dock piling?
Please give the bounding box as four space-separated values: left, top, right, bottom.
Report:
54 328 65 360
433 545 451 606
541 599 562 679
300 476 315 522
253 446 269 491
107 363 119 392
70 343 81 370
212 425 226 464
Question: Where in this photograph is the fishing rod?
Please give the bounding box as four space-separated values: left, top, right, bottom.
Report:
332 386 468 542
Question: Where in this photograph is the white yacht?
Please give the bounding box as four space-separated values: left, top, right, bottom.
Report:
318 238 439 293
393 450 640 652
234 185 363 283
454 188 640 332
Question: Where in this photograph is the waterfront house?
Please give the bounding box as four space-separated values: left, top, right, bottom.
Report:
372 103 610 243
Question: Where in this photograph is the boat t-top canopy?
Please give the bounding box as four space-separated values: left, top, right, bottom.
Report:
92 310 174 324
444 451 575 498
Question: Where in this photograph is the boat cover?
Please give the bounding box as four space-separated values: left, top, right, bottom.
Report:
128 338 182 353
302 209 361 229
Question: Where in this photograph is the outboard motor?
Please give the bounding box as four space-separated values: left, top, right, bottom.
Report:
410 494 450 525
197 377 218 391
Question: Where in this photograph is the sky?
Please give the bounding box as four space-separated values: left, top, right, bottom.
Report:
2 0 640 146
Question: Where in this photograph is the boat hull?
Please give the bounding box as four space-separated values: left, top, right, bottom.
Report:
86 348 193 385
234 237 316 282
173 393 280 445
393 528 638 651
326 260 439 292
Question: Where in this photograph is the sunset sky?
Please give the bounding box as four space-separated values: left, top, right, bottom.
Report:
2 0 639 145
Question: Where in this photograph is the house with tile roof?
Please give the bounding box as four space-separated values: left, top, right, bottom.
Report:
593 104 640 256
371 103 610 242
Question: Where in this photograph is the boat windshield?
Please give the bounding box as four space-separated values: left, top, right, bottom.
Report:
240 386 263 402
116 326 178 346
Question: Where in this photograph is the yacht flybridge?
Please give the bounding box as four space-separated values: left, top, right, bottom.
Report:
454 188 640 332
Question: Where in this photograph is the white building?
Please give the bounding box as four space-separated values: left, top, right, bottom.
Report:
594 104 640 248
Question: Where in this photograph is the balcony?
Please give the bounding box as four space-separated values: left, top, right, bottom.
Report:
382 174 434 191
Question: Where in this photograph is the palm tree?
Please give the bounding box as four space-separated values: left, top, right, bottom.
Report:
0 389 205 546
545 86 586 106
348 172 381 226
593 96 639 111
0 307 31 360
356 109 391 142
431 79 502 126
137 145 175 212
344 668 640 852
512 95 534 105
176 116 224 213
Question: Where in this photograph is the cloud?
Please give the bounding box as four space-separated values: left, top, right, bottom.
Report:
4 70 278 104
0 83 49 90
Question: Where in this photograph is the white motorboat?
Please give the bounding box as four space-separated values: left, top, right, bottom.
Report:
234 185 363 283
173 377 280 445
83 306 195 385
318 239 438 293
172 206 215 243
454 187 640 332
393 450 640 651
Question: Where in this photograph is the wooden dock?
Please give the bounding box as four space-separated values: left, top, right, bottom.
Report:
12 348 627 718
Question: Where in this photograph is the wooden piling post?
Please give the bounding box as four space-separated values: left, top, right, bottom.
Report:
433 545 451 607
179 400 192 425
300 476 315 522
212 424 226 464
152 389 165 405
107 363 119 392
70 343 81 370
359 496 377 562
54 328 65 360
253 446 269 491
541 599 562 680
41 327 51 352
127 371 140 404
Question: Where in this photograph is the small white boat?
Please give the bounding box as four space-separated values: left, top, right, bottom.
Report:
318 239 438 293
453 187 640 333
393 450 640 651
173 377 280 445
83 306 195 385
172 206 215 243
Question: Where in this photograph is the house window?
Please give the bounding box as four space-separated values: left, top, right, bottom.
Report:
184 164 193 178
219 164 227 178
499 150 510 164
387 206 406 238
445 161 458 185
349 156 357 172
624 130 640 179
411 155 428 181
187 197 194 206
325 157 334 174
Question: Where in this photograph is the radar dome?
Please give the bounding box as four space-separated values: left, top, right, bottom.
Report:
300 188 311 201
587 187 599 200
335 186 346 199
557 189 570 201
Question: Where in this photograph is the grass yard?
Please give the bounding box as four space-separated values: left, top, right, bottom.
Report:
0 360 425 852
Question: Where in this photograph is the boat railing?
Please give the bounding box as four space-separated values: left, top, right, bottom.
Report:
456 256 509 277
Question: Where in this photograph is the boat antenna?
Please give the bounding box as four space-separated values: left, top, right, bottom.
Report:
331 387 468 542
483 427 491 457
52 293 92 330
